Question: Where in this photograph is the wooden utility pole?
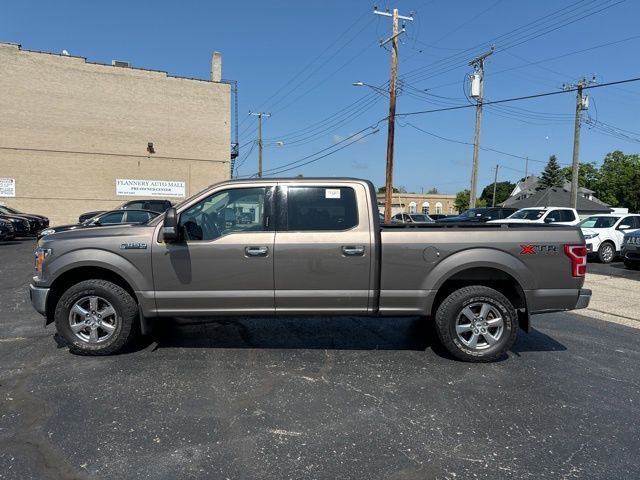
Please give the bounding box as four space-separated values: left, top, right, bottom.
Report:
468 47 493 209
564 78 594 208
250 111 271 178
492 164 499 207
374 7 413 223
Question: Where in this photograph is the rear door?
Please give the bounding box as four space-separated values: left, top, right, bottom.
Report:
273 183 373 314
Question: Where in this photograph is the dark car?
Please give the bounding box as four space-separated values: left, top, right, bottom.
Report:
436 207 518 223
0 205 49 234
622 230 640 270
429 214 451 221
79 199 173 223
392 213 434 223
40 209 160 240
0 218 15 241
0 213 31 236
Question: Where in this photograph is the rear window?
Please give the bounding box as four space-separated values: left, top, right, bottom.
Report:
287 187 358 231
125 211 152 223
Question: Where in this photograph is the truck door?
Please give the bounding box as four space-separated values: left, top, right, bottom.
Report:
273 184 372 314
151 186 275 315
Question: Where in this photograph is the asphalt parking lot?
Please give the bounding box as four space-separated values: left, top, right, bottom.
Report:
1 238 639 480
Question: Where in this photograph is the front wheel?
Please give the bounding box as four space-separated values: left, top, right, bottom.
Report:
434 286 518 362
597 242 615 263
54 279 139 355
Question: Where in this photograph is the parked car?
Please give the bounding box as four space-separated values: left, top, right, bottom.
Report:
0 218 15 241
78 199 173 223
392 213 434 223
489 207 581 226
30 177 590 362
39 209 159 240
578 214 640 263
437 207 517 223
429 214 451 221
621 230 640 270
0 205 49 234
0 213 32 236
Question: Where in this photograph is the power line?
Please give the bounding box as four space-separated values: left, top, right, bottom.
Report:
397 76 640 117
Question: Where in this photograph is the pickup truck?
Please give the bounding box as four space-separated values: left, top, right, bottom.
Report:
29 178 591 362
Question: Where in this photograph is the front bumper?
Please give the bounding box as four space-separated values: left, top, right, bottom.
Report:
29 284 49 316
575 288 592 309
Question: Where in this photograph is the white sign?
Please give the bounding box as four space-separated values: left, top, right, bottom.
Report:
0 178 16 197
325 188 341 199
116 179 185 198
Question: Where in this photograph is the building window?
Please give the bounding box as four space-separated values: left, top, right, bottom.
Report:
449 205 455 214
422 202 429 214
435 202 443 215
409 202 417 214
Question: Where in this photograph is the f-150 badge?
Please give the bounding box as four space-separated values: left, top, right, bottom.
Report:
121 242 147 250
520 244 558 255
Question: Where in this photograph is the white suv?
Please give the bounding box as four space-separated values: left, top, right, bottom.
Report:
489 207 580 226
579 214 640 263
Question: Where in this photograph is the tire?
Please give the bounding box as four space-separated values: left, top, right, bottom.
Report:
434 286 518 362
597 242 615 264
54 279 139 355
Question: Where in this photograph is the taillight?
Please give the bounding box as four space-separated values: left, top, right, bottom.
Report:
564 244 587 277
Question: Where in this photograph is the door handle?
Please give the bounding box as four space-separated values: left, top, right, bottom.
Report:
342 245 365 256
245 246 269 257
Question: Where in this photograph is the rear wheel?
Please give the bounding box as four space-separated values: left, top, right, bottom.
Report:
434 286 518 362
54 279 139 355
597 242 615 263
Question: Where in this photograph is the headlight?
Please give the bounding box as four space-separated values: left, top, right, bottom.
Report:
583 233 599 240
34 247 52 273
40 228 56 236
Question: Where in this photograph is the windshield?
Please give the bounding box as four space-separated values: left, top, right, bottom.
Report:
460 208 486 218
509 209 545 220
408 214 432 222
578 216 620 228
0 205 20 214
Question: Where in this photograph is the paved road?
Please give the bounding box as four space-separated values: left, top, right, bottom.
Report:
587 258 640 279
1 239 639 480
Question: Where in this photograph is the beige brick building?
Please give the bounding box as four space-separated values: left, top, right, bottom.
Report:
0 42 231 225
376 192 458 217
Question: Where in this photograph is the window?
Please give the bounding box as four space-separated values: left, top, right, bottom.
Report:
422 202 429 215
97 212 125 224
511 209 545 220
125 211 152 223
559 210 576 222
179 187 268 241
545 210 563 222
619 216 637 229
287 186 358 231
123 201 146 210
435 202 443 215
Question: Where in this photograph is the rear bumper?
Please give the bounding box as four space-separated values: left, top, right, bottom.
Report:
29 284 49 316
575 288 592 309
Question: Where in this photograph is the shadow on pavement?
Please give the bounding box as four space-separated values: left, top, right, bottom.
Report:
147 316 566 356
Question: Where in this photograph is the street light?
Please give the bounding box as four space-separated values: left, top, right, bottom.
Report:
352 81 389 97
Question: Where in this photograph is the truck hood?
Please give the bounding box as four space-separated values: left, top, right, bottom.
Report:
39 223 155 245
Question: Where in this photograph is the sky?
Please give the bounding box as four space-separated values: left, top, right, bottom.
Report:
2 0 639 194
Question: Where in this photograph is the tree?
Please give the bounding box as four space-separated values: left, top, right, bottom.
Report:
479 181 515 206
537 155 565 190
377 186 400 194
595 150 640 208
426 187 439 194
560 162 599 190
454 190 486 212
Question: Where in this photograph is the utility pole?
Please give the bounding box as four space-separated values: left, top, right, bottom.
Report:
524 157 528 181
492 164 500 207
374 6 413 223
250 111 271 178
468 47 494 209
564 77 595 208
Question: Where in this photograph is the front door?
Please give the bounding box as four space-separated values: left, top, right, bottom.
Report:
273 184 373 314
152 186 275 315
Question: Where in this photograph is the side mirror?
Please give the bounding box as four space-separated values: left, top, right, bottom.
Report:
544 217 555 223
618 224 631 231
162 207 179 242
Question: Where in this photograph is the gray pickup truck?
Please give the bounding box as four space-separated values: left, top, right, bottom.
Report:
30 178 591 362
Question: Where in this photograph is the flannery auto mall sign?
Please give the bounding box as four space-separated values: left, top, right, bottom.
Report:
116 179 185 198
